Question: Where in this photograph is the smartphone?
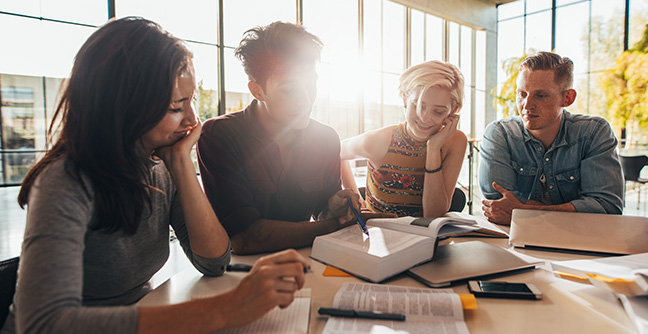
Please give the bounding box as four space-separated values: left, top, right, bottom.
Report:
468 280 542 300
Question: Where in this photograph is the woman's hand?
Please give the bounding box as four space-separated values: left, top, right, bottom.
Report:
215 250 309 329
153 119 202 166
426 114 460 150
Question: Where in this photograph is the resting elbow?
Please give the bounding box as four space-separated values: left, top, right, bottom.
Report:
230 234 255 255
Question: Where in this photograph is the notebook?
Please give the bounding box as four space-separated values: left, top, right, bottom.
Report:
510 209 648 255
407 241 540 287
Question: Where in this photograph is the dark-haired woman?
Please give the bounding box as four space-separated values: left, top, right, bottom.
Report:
1 17 308 334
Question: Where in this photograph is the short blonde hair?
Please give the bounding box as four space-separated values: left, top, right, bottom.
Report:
398 60 465 114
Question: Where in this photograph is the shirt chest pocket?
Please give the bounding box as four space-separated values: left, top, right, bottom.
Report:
555 168 580 183
555 168 581 202
511 160 537 197
512 160 538 177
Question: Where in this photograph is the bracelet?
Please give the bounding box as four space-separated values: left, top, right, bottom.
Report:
424 163 443 174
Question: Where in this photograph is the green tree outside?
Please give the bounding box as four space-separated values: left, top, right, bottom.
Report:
491 50 535 119
600 24 648 148
196 80 218 121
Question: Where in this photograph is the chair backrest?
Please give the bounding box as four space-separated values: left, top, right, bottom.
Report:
620 155 648 182
449 187 467 212
0 257 19 330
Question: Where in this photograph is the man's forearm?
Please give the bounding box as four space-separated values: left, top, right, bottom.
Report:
230 218 342 255
521 200 576 212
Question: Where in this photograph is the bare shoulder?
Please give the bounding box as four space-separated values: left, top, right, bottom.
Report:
443 130 468 156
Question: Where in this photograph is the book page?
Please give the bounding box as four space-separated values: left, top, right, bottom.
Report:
217 289 310 334
320 225 431 256
552 253 648 280
446 212 508 238
367 215 477 239
322 283 469 334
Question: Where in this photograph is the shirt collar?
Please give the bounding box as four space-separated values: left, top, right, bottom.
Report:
243 100 273 142
243 99 307 145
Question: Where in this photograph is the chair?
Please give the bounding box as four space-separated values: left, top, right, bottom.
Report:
0 257 19 330
448 187 467 212
620 155 648 209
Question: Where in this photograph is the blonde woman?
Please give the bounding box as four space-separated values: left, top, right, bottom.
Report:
341 60 467 218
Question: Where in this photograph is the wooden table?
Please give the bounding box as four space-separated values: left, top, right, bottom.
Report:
139 237 637 333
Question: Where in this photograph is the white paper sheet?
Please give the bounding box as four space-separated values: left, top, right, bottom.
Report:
322 283 469 334
215 289 311 334
618 294 648 334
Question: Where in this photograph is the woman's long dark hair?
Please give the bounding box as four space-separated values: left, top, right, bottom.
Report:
18 17 192 234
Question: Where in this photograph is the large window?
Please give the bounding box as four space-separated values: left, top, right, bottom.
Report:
116 0 222 118
222 0 296 115
0 0 488 186
362 0 406 134
303 0 360 139
496 0 646 133
0 6 95 185
630 0 648 46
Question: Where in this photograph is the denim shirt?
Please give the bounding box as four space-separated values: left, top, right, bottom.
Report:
479 110 623 214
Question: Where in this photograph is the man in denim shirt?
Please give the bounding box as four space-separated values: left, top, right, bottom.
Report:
479 52 623 225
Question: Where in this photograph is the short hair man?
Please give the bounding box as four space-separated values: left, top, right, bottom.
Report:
479 51 624 225
197 22 388 254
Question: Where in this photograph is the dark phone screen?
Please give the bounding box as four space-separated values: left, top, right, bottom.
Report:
478 281 532 293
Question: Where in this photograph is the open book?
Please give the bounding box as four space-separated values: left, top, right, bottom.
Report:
321 282 469 334
550 253 648 296
367 212 508 238
311 213 503 282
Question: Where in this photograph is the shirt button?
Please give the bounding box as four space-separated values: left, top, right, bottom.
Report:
520 168 524 171
545 158 549 162
538 147 542 151
570 176 574 180
549 185 554 189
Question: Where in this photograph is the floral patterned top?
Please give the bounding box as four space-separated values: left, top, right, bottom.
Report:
365 122 428 216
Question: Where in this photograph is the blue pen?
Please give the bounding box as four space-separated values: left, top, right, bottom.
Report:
346 197 369 237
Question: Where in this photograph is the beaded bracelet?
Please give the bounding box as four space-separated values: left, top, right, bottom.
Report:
424 163 443 174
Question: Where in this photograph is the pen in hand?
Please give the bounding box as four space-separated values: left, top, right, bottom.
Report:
318 307 406 321
226 263 253 272
226 263 312 274
346 196 369 237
